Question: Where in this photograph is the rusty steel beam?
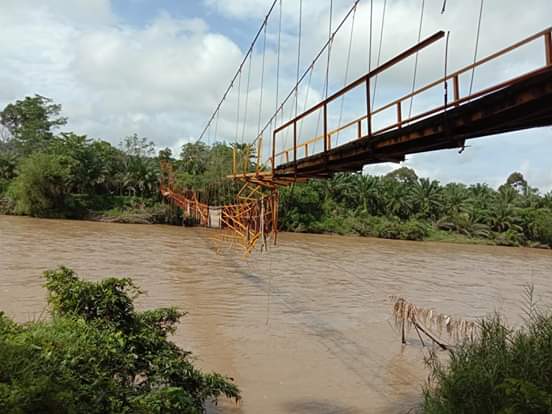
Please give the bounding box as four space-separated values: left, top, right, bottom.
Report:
274 68 552 179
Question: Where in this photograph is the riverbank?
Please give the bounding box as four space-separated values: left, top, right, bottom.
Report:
0 194 179 225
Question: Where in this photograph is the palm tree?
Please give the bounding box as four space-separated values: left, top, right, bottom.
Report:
442 183 470 216
487 201 523 233
411 178 443 220
356 175 380 215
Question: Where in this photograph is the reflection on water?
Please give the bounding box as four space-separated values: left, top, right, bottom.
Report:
1 215 551 413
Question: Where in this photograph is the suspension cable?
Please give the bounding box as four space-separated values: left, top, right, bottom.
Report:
372 0 387 106
407 0 426 121
254 0 360 151
324 0 334 98
336 4 357 145
369 0 373 72
241 53 253 142
295 0 303 117
316 0 334 142
469 0 485 96
197 0 279 143
257 23 268 136
275 0 282 115
214 109 220 142
298 65 315 141
235 69 242 142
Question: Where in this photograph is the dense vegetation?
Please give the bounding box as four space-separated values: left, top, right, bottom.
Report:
0 267 240 413
422 294 552 413
1 95 551 247
279 169 552 247
0 95 172 221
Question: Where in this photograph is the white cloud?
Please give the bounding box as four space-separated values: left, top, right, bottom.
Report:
0 1 243 148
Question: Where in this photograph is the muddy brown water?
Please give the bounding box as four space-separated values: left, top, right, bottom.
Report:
1 215 551 413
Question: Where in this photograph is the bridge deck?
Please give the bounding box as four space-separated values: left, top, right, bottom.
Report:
274 67 552 179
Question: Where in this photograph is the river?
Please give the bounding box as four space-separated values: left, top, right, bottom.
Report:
1 215 551 413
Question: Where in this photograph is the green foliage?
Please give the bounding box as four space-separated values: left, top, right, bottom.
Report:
280 170 552 248
423 310 552 414
0 267 240 414
0 95 67 155
8 152 73 217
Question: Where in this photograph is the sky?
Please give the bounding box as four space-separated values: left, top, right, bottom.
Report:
0 0 551 191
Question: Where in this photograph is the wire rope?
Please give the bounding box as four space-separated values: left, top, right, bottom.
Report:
257 23 268 137
336 4 357 146
407 0 426 122
315 0 334 146
469 0 485 96
295 0 303 117
241 53 253 143
254 1 359 150
198 0 279 143
372 0 387 106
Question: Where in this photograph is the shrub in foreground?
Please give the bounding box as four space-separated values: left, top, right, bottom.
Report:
423 311 552 413
0 267 240 413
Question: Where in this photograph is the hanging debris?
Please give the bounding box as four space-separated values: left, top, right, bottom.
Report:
391 296 479 350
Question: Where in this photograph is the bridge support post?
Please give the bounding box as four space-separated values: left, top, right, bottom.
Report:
545 31 552 66
271 130 276 173
293 120 297 167
453 75 460 106
396 101 402 128
323 103 328 152
366 78 372 137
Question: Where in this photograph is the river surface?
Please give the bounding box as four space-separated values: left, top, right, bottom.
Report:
1 215 551 413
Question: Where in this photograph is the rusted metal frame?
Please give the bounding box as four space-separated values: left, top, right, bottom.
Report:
381 66 552 136
366 78 372 137
371 28 552 118
274 31 445 136
271 32 445 161
220 216 247 238
453 75 460 106
546 30 552 66
396 101 402 128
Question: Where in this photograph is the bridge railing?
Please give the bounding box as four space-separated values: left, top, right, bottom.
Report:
270 26 552 173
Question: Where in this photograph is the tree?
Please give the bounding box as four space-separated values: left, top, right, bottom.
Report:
8 152 72 216
506 171 528 194
0 267 240 413
179 142 209 176
412 178 443 220
0 95 67 155
120 134 158 197
385 166 418 184
158 147 173 162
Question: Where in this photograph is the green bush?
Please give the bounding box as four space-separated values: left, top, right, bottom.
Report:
353 216 429 241
423 312 552 413
7 153 72 217
0 267 240 414
399 219 430 241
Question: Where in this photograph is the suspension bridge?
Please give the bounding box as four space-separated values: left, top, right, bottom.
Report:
160 0 552 254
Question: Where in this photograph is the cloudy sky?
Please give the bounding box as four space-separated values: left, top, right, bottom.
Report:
1 0 551 190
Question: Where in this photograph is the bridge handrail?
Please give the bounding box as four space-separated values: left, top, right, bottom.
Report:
270 26 552 168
